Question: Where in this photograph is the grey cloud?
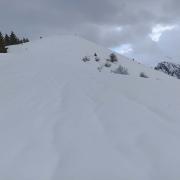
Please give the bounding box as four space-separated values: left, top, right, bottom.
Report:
1 0 180 63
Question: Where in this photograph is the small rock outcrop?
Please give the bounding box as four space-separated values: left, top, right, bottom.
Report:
155 61 180 79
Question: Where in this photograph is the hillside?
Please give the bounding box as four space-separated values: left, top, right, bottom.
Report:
0 35 180 180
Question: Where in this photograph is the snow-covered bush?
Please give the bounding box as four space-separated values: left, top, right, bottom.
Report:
112 65 128 75
97 65 104 72
104 61 112 68
95 57 100 62
140 72 149 78
94 53 100 62
109 53 118 63
82 56 90 62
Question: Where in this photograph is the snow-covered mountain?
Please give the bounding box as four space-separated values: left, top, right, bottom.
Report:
155 61 180 79
0 35 180 180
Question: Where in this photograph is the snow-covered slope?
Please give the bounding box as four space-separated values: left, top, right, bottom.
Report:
0 35 180 180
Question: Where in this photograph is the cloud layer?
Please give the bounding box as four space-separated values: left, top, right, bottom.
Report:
1 0 180 64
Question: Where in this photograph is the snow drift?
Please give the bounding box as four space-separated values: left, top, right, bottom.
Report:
0 35 180 180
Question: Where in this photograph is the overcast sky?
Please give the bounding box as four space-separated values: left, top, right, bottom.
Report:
1 0 180 65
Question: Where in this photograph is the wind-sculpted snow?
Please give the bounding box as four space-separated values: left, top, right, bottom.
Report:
0 36 180 180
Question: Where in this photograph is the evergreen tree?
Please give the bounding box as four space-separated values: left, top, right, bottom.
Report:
0 42 7 53
0 32 4 44
22 38 26 43
2 31 30 46
4 34 10 46
109 53 118 63
0 30 30 51
19 39 23 44
0 32 7 53
10 31 18 45
23 38 29 43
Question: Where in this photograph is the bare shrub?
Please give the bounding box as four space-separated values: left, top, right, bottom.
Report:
112 65 129 75
94 53 100 62
104 61 112 68
140 72 149 78
82 56 90 62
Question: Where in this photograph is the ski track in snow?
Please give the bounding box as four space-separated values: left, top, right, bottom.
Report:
0 35 180 180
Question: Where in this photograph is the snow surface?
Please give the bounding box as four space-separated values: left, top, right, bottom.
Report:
0 35 180 180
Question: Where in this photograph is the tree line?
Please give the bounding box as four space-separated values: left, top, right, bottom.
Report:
0 31 29 53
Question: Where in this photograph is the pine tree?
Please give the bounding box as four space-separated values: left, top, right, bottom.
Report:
19 39 23 44
0 32 4 44
4 34 10 46
0 32 7 53
16 37 20 44
0 42 7 53
110 53 118 63
23 38 29 43
3 31 30 46
10 31 18 45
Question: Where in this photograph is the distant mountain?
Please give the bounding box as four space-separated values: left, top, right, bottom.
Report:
155 61 180 79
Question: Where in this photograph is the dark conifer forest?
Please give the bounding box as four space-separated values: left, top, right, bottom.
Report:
0 31 29 53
